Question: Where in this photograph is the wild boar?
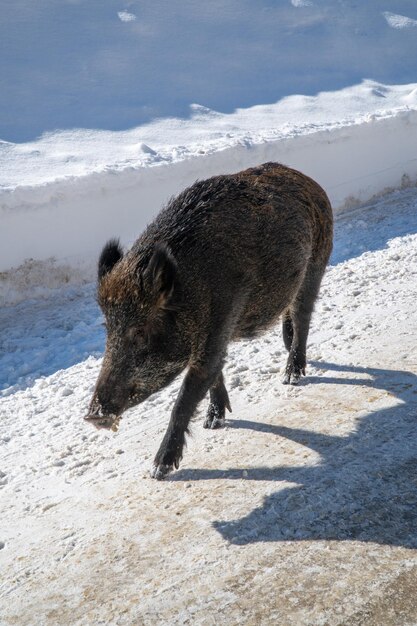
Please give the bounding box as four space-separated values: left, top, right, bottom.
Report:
86 162 333 479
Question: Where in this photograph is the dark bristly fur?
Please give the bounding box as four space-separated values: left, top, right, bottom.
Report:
86 163 333 479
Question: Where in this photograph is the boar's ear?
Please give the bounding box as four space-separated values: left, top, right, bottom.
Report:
98 239 123 281
144 243 177 308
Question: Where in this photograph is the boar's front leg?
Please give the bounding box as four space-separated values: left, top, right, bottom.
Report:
151 294 246 479
151 363 223 479
203 371 232 429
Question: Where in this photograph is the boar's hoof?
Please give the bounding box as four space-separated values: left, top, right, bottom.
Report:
203 404 226 429
204 417 225 429
150 463 173 480
282 364 306 385
282 372 301 385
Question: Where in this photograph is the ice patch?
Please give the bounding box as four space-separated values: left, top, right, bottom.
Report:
117 11 137 22
291 0 313 6
383 11 417 29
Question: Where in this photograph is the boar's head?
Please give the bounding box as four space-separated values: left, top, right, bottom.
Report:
86 239 187 430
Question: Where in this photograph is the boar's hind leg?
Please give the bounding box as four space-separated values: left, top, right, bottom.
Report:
203 371 232 430
282 311 294 353
283 264 326 385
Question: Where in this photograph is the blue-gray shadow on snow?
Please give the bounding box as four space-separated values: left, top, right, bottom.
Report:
172 362 417 549
0 287 105 394
330 189 417 265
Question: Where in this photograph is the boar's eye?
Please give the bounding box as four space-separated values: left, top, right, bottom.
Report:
125 325 145 346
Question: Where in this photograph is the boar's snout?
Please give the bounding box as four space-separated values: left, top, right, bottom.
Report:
85 371 131 431
94 378 123 414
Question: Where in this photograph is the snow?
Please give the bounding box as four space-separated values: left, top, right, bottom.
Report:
383 11 417 29
2 80 417 192
117 11 137 23
1 187 417 624
291 0 313 7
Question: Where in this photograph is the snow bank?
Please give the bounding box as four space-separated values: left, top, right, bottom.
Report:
1 81 417 302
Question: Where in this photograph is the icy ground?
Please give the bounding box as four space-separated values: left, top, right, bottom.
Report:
1 186 417 624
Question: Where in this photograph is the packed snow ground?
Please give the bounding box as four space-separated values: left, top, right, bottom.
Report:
1 186 417 625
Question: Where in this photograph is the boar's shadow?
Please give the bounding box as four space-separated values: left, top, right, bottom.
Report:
173 361 417 548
